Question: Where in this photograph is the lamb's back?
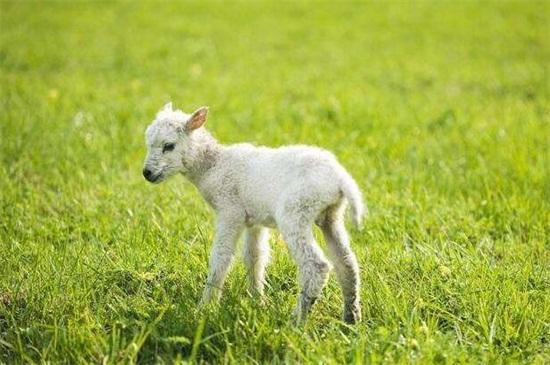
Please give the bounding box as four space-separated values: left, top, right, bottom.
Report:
224 143 339 178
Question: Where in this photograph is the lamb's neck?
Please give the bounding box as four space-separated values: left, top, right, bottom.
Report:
183 129 222 184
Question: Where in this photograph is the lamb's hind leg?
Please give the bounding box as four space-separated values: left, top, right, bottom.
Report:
278 215 331 324
243 226 270 296
320 211 362 324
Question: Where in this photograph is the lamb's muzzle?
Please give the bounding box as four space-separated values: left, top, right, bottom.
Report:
142 102 366 324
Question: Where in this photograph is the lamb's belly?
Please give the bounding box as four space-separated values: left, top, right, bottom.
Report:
244 209 277 228
241 184 282 228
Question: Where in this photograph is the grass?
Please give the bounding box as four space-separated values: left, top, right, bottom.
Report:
0 1 549 363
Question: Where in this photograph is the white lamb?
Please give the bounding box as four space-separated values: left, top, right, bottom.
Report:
142 103 365 324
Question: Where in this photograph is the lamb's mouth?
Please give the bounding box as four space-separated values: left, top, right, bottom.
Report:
148 173 163 183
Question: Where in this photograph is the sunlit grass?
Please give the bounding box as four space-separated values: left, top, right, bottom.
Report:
0 1 549 363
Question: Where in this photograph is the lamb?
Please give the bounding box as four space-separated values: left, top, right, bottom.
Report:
142 102 365 324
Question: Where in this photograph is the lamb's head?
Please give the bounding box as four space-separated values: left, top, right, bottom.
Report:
142 102 208 183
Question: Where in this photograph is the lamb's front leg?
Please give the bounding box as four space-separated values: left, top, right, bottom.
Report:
200 215 244 306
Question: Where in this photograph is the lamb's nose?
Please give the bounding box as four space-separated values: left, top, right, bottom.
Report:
143 168 152 180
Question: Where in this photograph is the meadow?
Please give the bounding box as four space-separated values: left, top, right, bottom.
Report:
1 1 549 364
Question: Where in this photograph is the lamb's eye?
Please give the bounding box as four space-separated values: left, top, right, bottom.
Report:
162 143 175 153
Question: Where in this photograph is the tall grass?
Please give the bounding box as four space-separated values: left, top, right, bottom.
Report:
1 1 548 363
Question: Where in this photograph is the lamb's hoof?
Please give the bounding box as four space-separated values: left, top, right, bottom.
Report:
197 299 208 309
246 288 267 305
198 294 216 309
290 305 307 326
258 295 268 307
251 293 267 307
343 303 362 324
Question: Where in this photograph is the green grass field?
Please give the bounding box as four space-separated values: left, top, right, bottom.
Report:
1 1 549 364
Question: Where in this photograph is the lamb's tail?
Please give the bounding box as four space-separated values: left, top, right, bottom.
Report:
340 172 366 229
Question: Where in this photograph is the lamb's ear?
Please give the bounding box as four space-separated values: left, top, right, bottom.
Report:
161 102 173 111
185 106 209 132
